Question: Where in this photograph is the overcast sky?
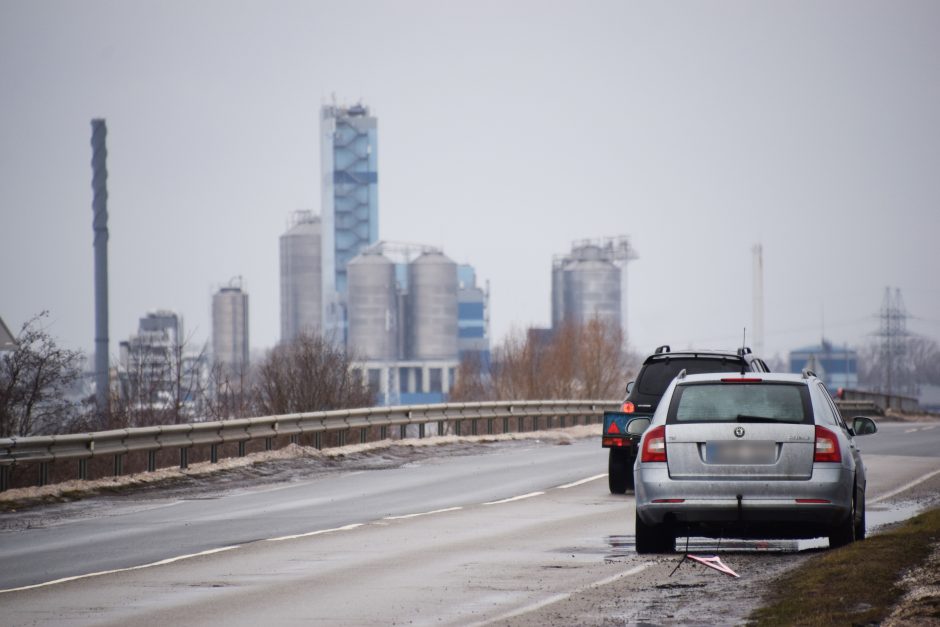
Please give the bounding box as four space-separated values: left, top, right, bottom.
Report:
2 1 939 364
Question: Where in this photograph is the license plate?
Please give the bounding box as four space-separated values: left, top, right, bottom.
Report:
706 441 775 465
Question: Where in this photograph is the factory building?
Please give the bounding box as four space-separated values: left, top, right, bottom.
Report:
345 243 487 406
457 265 490 366
117 311 207 415
551 236 637 336
279 211 322 342
321 102 379 335
789 340 858 392
212 278 249 373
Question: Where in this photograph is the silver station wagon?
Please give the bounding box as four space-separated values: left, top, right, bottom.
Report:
633 370 877 553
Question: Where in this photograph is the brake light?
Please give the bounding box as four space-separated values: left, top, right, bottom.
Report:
641 425 667 462
621 401 635 413
720 377 763 383
796 499 831 504
814 425 842 463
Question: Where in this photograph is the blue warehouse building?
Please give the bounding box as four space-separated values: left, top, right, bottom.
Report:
789 339 858 392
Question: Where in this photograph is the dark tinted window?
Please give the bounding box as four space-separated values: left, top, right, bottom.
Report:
667 382 812 424
636 357 747 396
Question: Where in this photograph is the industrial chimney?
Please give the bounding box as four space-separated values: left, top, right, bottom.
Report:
91 119 110 423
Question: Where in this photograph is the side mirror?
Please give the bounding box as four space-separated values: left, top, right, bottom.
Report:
625 381 634 395
626 417 651 436
852 416 878 436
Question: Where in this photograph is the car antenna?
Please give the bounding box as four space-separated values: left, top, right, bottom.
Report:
740 327 747 375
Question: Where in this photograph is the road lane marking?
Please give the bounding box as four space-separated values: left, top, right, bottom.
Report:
265 523 364 542
871 467 940 504
383 507 463 520
483 491 545 505
555 474 607 489
0 545 242 595
476 563 653 625
904 428 919 433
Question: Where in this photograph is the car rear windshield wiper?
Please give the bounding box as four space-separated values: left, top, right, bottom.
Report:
735 414 783 423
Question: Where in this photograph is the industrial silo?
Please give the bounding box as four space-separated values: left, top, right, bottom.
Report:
408 251 458 360
212 279 249 371
347 250 398 361
562 245 621 328
279 211 322 341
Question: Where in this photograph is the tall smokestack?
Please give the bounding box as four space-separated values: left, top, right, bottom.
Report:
91 119 110 423
752 243 764 356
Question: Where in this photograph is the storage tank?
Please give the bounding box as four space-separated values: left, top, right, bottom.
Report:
279 212 322 341
408 251 458 360
212 280 249 371
562 245 621 328
347 250 398 360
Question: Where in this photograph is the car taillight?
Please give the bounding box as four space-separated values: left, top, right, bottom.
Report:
621 401 635 413
814 425 842 463
641 425 667 462
720 377 763 383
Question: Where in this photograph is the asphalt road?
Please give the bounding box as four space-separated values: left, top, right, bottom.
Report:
2 420 938 625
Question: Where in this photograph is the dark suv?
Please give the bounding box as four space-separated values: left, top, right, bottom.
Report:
603 345 770 493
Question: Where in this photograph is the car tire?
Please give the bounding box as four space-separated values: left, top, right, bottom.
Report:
828 500 856 549
635 510 674 554
608 449 634 494
854 492 866 541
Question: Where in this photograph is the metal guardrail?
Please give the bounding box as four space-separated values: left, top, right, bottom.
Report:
0 400 619 491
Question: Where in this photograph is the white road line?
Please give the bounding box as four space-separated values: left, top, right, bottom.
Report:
871 467 940 504
383 507 463 520
0 545 242 595
477 563 653 626
483 491 545 506
904 428 919 433
555 474 607 489
265 522 364 542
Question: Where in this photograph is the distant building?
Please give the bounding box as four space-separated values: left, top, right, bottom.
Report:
552 236 637 336
280 211 322 342
457 264 490 367
118 311 207 416
789 339 858 391
321 102 379 335
212 279 249 373
345 242 489 406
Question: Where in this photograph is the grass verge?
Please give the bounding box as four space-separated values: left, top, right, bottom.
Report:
750 507 940 626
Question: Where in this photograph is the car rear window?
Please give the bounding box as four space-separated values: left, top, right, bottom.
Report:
667 382 812 424
636 357 747 396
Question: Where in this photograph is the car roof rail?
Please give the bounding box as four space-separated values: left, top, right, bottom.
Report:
802 368 817 379
676 368 687 380
655 344 671 354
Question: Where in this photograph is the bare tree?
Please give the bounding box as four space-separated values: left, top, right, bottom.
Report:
0 312 85 437
255 332 373 415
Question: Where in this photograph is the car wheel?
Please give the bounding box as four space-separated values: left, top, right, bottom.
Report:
828 500 856 549
854 492 866 541
635 510 674 554
608 449 634 494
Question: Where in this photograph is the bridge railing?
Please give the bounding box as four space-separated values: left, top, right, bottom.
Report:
0 400 619 492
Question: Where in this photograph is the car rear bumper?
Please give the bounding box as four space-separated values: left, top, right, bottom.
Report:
635 463 854 535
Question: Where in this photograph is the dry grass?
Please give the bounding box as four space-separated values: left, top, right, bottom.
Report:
750 508 940 626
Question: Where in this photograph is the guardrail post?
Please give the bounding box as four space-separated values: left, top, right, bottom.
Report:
471 419 478 436
78 459 88 480
533 416 539 431
210 444 219 463
520 417 526 432
180 448 189 469
400 425 406 440
419 423 425 439
314 433 322 450
487 418 494 435
290 434 299 445
114 454 123 476
39 462 49 487
148 451 157 472
360 428 367 444
238 441 247 457
455 420 462 436
560 416 566 428
338 431 347 446
438 420 445 436
380 425 388 440
0 466 8 492
265 437 273 451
